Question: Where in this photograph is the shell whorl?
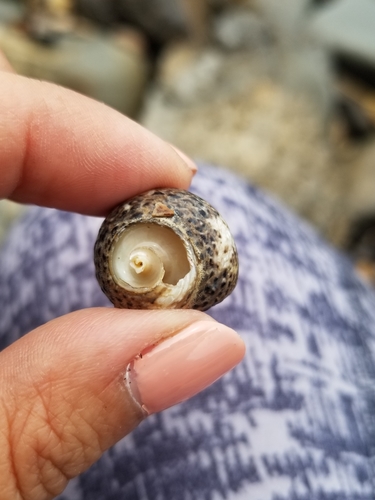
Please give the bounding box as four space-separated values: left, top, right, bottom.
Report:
94 188 238 311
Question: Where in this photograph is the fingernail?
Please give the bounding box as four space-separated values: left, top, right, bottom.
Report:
170 145 198 174
125 321 245 414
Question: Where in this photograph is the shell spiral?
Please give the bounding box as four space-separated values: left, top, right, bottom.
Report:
94 188 239 311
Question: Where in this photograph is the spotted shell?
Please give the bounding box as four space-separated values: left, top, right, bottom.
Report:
94 188 238 311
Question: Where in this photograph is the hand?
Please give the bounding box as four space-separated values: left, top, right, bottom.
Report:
0 59 245 500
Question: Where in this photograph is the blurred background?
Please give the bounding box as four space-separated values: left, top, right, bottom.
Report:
1 0 375 284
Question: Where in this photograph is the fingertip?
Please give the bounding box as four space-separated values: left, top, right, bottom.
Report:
0 74 196 213
169 144 198 176
0 309 240 498
128 320 245 414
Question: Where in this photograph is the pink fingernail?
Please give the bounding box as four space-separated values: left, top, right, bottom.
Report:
125 321 245 414
170 145 198 174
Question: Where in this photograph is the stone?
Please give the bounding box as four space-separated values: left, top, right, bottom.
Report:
76 0 188 42
141 44 344 242
310 0 375 68
75 0 251 44
213 8 270 50
0 23 149 116
140 31 375 247
0 0 24 24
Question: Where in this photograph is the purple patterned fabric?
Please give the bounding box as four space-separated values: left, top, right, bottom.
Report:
1 164 375 499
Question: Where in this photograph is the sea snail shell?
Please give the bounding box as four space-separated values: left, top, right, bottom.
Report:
94 188 238 311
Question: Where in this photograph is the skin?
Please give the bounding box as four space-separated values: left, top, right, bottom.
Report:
0 57 244 499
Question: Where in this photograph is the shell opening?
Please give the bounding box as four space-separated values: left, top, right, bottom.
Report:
111 223 191 289
128 247 164 287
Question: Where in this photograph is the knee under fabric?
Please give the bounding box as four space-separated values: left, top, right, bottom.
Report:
1 164 374 500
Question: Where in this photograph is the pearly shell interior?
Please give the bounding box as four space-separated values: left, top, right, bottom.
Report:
111 223 191 290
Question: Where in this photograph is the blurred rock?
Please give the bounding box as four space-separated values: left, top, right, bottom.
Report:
0 23 149 116
75 0 251 44
346 142 375 225
254 0 334 114
140 6 375 249
25 0 76 43
140 0 375 246
310 0 375 69
141 41 350 244
181 0 210 45
213 7 270 50
0 0 24 24
76 0 188 42
335 77 375 140
340 80 375 126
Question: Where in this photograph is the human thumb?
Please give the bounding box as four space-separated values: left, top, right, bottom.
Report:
0 308 244 500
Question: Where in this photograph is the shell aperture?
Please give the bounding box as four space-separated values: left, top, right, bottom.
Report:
111 223 191 288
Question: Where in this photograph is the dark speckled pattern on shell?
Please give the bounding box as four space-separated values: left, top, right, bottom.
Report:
94 189 238 311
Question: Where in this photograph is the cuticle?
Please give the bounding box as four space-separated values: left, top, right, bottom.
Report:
124 362 149 416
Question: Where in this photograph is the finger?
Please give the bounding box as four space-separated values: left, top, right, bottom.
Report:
0 73 196 215
0 309 244 500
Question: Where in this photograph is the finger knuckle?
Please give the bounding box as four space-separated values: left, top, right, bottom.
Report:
0 379 100 500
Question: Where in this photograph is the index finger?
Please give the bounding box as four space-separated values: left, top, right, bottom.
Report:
0 73 196 215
